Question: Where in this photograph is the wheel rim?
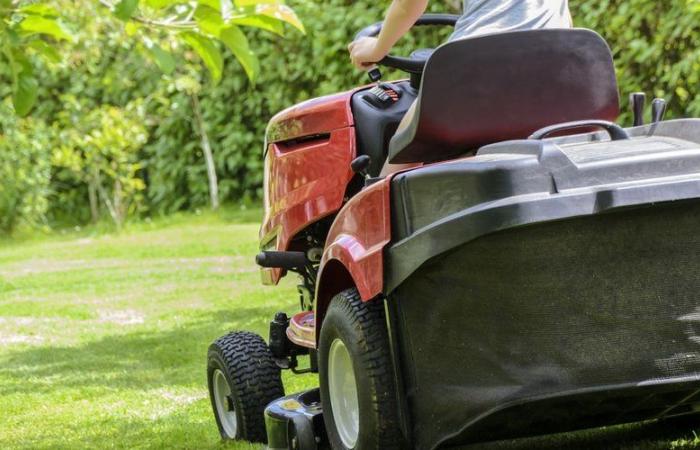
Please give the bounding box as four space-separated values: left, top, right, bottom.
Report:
328 338 360 448
212 369 238 438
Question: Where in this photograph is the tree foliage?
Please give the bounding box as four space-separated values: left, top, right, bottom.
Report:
572 0 700 121
0 105 51 232
54 98 148 227
0 0 303 116
1 0 700 234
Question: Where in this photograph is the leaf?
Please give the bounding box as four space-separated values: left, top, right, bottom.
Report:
255 3 305 34
198 0 221 10
146 42 176 75
13 72 39 116
142 0 171 8
114 0 140 21
27 40 61 63
234 0 279 6
220 25 259 81
125 21 140 36
19 16 72 41
19 4 60 17
180 32 223 84
194 4 224 35
12 49 33 74
230 14 284 35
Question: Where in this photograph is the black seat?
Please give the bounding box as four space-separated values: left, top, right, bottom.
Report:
388 28 620 164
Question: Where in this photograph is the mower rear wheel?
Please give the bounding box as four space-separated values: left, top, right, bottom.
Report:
207 331 284 443
319 289 402 450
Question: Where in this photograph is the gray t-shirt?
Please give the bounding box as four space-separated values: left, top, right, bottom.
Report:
450 0 572 41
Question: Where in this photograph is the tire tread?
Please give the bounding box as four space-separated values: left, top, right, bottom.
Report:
208 331 284 443
322 289 402 450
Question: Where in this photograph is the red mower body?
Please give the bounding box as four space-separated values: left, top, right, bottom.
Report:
260 90 357 285
259 88 393 306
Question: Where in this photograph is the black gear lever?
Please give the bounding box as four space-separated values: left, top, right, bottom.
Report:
647 97 668 136
368 67 382 82
651 98 668 123
351 155 371 179
630 92 646 127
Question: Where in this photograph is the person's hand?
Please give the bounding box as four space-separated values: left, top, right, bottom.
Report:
348 37 388 71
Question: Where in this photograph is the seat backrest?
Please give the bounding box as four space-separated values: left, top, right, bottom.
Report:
388 28 620 164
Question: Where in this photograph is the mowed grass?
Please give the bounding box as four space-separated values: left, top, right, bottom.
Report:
0 209 314 449
0 208 698 449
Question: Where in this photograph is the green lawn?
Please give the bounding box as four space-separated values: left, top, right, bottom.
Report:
0 209 698 449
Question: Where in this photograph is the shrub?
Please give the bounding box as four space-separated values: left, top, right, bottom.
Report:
0 105 52 232
573 0 700 121
5 0 700 228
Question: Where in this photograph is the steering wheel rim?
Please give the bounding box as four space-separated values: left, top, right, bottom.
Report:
354 13 460 74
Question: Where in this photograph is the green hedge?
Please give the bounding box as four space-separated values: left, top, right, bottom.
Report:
573 0 700 121
0 107 51 232
4 0 700 231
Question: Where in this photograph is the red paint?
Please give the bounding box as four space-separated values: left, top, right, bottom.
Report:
310 178 392 345
259 90 358 285
318 178 392 301
266 91 355 144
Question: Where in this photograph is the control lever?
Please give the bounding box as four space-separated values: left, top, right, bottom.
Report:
651 98 668 123
351 155 371 179
630 92 646 127
368 67 382 82
647 97 668 137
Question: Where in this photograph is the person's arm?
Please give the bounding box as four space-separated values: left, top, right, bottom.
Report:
348 0 429 70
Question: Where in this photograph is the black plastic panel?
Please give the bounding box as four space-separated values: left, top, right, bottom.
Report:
386 120 700 292
351 81 418 177
390 201 700 449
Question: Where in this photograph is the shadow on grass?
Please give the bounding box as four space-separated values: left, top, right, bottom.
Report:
2 304 698 449
0 306 278 395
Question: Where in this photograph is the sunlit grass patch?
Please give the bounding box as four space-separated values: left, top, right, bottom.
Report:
0 208 698 449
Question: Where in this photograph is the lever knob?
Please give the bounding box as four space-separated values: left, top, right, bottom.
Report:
630 92 646 127
351 155 371 177
651 98 667 124
367 68 382 83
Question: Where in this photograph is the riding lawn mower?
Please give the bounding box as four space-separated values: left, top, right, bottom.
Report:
206 14 700 450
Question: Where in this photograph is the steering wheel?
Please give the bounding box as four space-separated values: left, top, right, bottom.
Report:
354 14 460 81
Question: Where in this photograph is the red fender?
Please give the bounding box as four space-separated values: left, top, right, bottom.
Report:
314 178 392 342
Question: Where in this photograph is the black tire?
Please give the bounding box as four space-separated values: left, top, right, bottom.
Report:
207 331 284 443
319 288 402 450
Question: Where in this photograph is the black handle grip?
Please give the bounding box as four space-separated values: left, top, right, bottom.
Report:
351 155 371 175
529 120 630 141
630 92 646 127
256 251 308 270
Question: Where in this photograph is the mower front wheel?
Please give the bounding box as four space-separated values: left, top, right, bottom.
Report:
319 289 402 450
207 331 284 443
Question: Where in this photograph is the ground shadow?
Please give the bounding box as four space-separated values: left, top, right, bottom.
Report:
2 305 698 449
0 305 279 395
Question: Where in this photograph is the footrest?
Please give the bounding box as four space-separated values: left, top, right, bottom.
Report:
287 311 315 349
